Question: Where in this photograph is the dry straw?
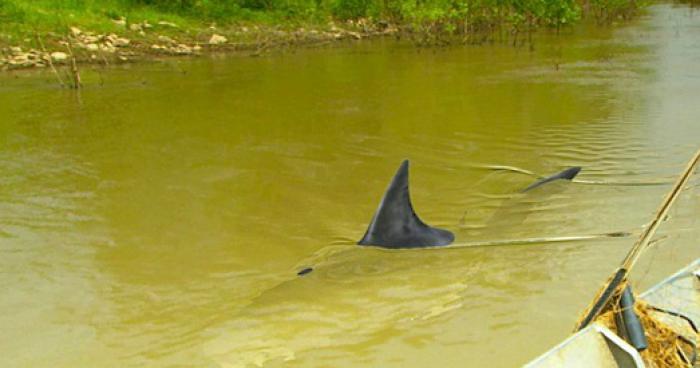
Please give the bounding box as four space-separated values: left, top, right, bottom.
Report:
595 301 696 368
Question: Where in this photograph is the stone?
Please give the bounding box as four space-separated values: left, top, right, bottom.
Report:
157 35 175 44
70 26 82 36
113 37 130 47
173 44 192 55
112 18 126 27
50 52 68 62
82 35 100 43
86 43 99 51
129 24 142 32
10 46 22 55
208 34 227 45
99 42 116 53
157 21 178 28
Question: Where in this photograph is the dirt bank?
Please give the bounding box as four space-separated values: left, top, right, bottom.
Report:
0 19 397 72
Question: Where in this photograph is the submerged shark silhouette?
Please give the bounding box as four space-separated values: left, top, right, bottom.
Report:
358 160 454 248
291 163 585 274
354 163 580 248
522 167 581 192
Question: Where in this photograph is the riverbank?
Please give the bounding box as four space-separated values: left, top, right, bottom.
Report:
0 20 393 72
0 0 645 72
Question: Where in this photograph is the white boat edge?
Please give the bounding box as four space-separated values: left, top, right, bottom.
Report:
524 258 700 368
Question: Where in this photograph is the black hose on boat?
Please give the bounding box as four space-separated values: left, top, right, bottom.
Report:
614 285 648 351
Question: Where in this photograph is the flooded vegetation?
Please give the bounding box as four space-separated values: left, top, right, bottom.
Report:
2 2 700 368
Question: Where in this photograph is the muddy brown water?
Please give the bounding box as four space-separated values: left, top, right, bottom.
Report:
2 4 700 367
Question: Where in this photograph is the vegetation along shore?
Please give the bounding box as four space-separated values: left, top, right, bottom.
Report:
0 0 646 71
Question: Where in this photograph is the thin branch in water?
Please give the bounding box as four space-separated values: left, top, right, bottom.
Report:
35 32 65 88
65 41 81 90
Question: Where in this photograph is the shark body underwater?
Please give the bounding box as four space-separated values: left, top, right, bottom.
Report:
357 161 584 248
296 161 582 275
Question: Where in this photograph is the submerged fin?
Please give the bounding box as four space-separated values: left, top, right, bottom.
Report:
358 160 454 248
522 166 582 192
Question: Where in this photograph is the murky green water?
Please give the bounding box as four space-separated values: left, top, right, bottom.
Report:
2 4 700 367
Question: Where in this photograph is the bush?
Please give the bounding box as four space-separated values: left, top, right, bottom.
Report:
331 0 375 19
0 1 27 22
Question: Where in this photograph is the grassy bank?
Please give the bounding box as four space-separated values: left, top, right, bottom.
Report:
0 0 645 71
0 0 645 35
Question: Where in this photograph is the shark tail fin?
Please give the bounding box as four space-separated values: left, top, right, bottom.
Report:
522 166 582 192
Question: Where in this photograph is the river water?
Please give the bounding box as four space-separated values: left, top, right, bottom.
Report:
2 3 700 367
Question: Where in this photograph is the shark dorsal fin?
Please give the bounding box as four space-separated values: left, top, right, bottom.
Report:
358 160 454 248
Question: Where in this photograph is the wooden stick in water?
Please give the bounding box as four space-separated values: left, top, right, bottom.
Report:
66 41 81 90
622 148 700 270
35 32 66 88
575 148 700 331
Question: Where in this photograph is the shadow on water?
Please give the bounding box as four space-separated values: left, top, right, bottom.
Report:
204 243 560 367
204 175 633 367
486 182 570 231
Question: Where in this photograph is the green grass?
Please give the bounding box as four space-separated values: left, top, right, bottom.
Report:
0 1 194 34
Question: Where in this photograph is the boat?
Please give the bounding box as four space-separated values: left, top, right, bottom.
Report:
525 258 700 367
